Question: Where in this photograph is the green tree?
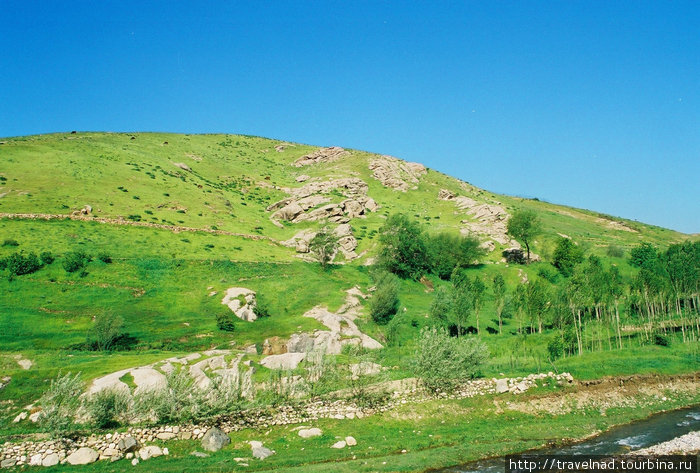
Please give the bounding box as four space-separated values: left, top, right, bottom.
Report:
370 271 400 324
429 286 453 328
506 210 541 263
492 274 507 334
552 237 584 277
471 276 486 334
378 214 428 279
309 226 339 270
426 233 484 279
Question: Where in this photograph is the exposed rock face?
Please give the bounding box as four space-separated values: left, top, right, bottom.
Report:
369 155 426 191
201 427 230 452
259 353 306 370
295 174 310 182
267 178 376 225
262 336 287 355
438 189 455 200
130 367 167 395
221 287 258 322
350 362 382 379
66 447 99 465
292 147 349 167
172 162 192 172
452 196 518 248
281 224 359 261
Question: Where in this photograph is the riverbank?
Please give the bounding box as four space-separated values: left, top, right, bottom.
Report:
1 372 696 472
635 431 700 455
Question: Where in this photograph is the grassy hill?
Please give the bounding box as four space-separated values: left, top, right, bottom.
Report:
0 132 697 446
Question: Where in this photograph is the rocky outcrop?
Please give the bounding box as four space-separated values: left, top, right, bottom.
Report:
262 336 287 355
221 287 258 322
450 195 518 248
369 155 426 191
172 162 192 172
259 353 306 370
292 147 349 167
281 224 359 260
438 189 455 200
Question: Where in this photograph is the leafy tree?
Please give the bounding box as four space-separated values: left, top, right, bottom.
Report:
426 233 483 279
629 243 658 268
413 327 489 392
309 226 338 270
451 269 473 336
470 276 486 334
378 213 428 279
506 209 541 263
552 237 584 277
90 311 124 351
492 274 506 334
370 271 400 324
429 286 453 328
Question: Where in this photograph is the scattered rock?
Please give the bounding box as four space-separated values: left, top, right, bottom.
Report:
292 147 349 167
201 427 230 452
250 441 275 460
173 162 192 172
331 440 347 449
138 445 163 460
191 451 210 458
350 362 382 378
42 454 59 467
1 459 16 468
12 411 27 423
66 447 99 465
16 358 32 370
131 458 139 466
298 428 323 438
495 378 509 394
295 174 310 182
345 436 357 446
221 287 258 322
118 436 139 453
262 336 288 355
438 189 455 200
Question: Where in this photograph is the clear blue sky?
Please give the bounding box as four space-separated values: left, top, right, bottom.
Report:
2 1 698 233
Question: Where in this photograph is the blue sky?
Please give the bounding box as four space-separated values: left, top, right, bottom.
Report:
2 1 698 233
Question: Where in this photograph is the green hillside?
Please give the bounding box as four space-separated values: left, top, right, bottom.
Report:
0 132 698 471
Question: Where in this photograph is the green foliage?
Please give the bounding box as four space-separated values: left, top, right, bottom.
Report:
552 237 584 277
426 233 484 279
547 334 565 360
253 294 271 318
429 286 453 327
97 251 112 263
86 388 131 428
89 311 124 351
216 312 236 332
39 250 55 265
507 209 542 262
63 250 91 273
2 238 19 247
309 226 339 270
653 333 671 347
606 244 625 258
629 242 658 268
39 372 84 438
413 327 489 392
370 270 400 324
3 251 42 276
378 213 429 279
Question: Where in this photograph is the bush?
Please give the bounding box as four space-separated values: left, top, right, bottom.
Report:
253 294 270 318
97 252 112 264
606 245 625 258
89 311 124 351
63 250 90 273
503 248 526 264
4 251 42 276
39 373 84 438
552 237 584 277
378 213 429 279
426 233 484 279
413 327 489 392
40 251 55 265
370 271 400 325
653 333 671 347
86 388 131 428
216 312 235 332
2 238 19 247
547 335 564 360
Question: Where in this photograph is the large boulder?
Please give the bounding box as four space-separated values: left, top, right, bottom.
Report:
250 441 275 460
298 428 323 438
201 427 231 452
221 288 258 322
66 447 99 465
138 446 163 460
42 454 59 467
262 336 287 355
260 352 306 370
495 378 509 394
117 436 139 453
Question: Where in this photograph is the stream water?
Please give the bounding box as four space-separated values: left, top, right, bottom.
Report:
438 406 700 472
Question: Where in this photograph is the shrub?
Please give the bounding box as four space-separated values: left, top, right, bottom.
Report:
253 295 270 318
86 388 131 428
97 252 112 264
39 372 84 438
89 311 124 351
653 333 671 347
370 271 400 325
503 248 526 264
63 250 90 273
378 213 429 279
413 327 489 392
547 335 564 360
216 312 235 332
4 251 42 276
606 245 625 258
2 238 19 247
552 237 583 277
40 251 55 265
309 226 339 270
426 233 484 279
135 370 202 423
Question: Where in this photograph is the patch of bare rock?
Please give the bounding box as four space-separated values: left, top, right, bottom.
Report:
369 155 426 191
221 287 258 322
292 147 349 167
281 223 359 260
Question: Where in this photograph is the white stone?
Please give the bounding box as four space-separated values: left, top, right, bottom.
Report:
298 428 323 439
331 441 347 449
345 436 357 446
